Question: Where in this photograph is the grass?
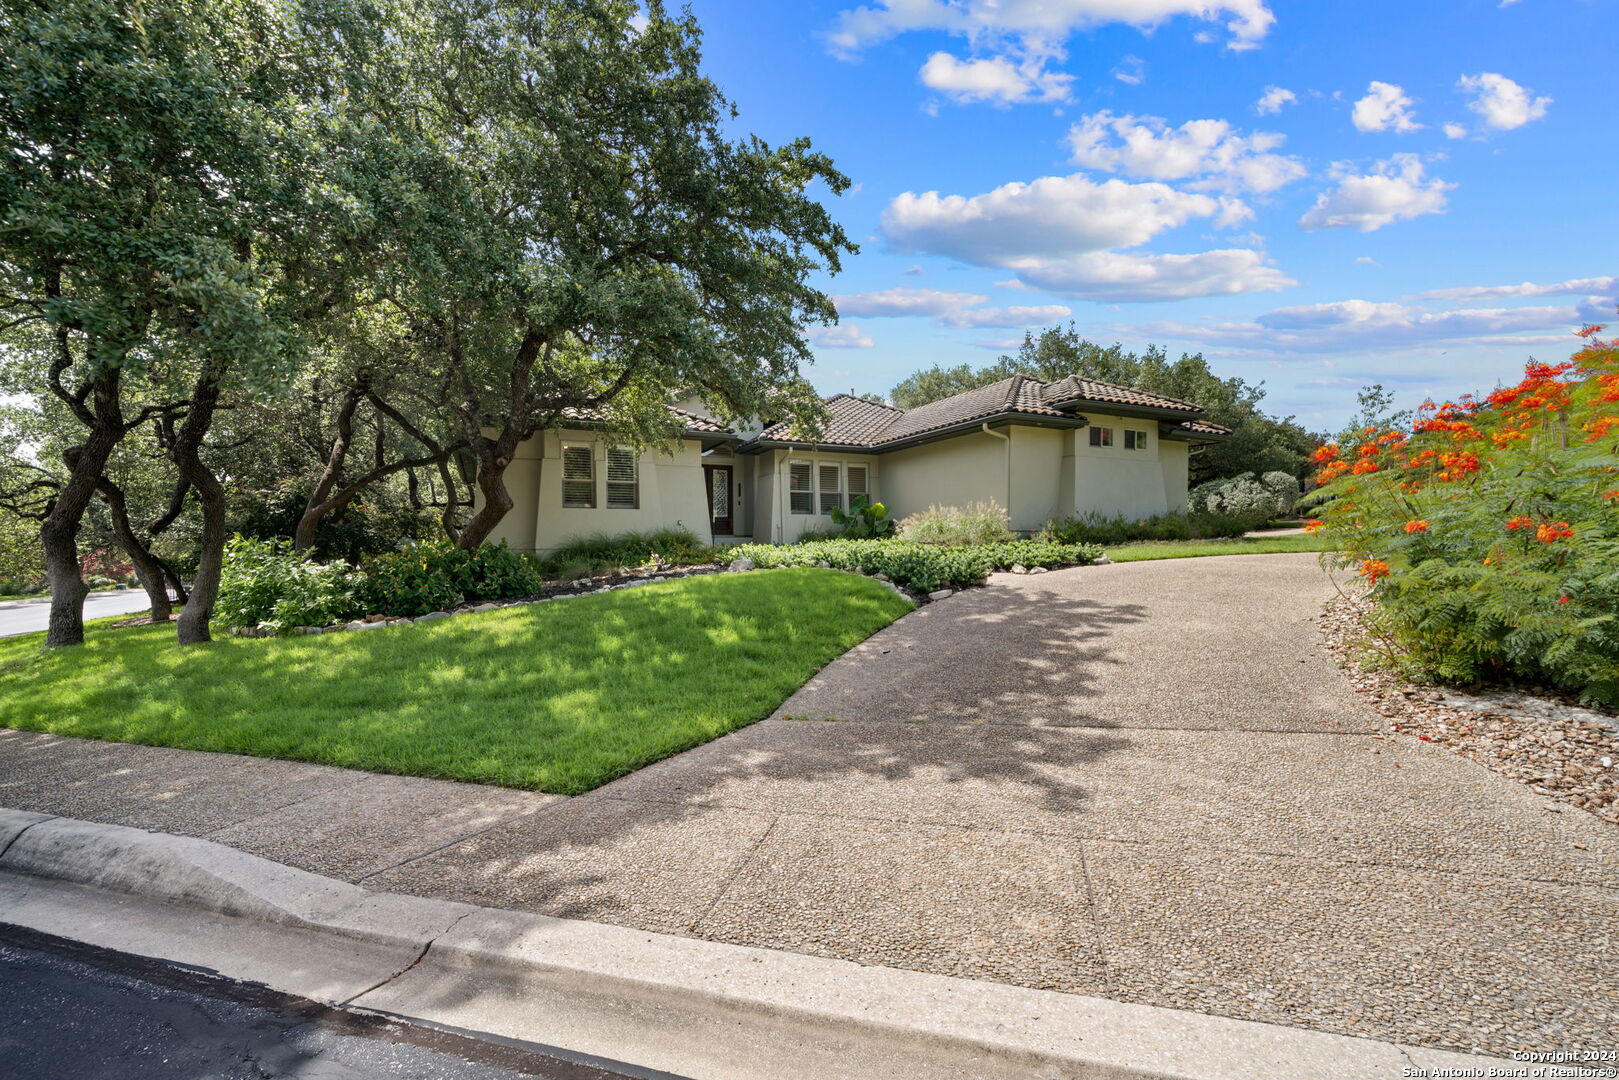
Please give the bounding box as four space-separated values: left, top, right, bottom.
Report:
0 568 911 794
1105 534 1330 562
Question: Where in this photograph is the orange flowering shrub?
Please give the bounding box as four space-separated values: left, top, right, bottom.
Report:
1311 327 1619 705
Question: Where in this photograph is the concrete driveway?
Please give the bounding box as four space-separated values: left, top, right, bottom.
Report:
3 555 1614 1057
0 591 159 638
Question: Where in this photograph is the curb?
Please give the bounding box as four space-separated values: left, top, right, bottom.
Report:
0 809 1506 1080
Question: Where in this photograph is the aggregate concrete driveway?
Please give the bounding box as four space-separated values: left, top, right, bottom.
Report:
3 554 1615 1058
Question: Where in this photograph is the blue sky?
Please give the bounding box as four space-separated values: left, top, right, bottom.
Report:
685 0 1617 429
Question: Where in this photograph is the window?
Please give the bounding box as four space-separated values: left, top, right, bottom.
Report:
818 463 843 515
1089 426 1114 447
788 460 814 514
847 465 869 505
606 446 639 508
1124 429 1150 451
562 444 595 508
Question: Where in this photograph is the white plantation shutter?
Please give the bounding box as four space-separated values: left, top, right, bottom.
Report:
847 465 869 503
562 445 595 508
818 463 843 515
789 460 813 514
606 447 639 508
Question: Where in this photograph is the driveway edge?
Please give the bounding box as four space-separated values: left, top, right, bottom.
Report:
0 808 1503 1080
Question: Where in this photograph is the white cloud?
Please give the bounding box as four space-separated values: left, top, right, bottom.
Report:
919 51 1073 105
1351 81 1422 133
1065 110 1307 194
807 324 875 349
1112 54 1146 85
833 287 988 318
827 0 1277 57
938 304 1073 328
1299 155 1453 232
1355 256 1379 265
1419 276 1617 301
1458 72 1550 131
1133 300 1583 355
1443 122 1469 140
1255 85 1296 114
883 172 1293 301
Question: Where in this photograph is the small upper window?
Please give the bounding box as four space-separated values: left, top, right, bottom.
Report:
788 460 814 514
1089 426 1114 447
606 446 639 508
562 445 595 508
1124 429 1150 451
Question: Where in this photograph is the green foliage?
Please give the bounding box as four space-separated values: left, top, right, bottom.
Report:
829 494 895 538
356 540 547 617
232 480 439 562
543 527 716 576
217 537 357 633
1313 339 1619 706
1187 473 1296 522
730 538 1102 593
1036 509 1265 546
887 324 1321 483
897 501 1014 546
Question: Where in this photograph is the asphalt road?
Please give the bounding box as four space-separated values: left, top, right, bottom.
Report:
0 925 665 1080
0 589 161 638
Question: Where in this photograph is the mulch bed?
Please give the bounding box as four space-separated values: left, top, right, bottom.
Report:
1319 594 1618 825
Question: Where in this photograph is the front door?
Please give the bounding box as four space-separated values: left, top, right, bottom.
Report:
704 464 734 535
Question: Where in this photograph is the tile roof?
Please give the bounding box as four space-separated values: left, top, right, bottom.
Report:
560 404 734 435
743 374 1218 450
1171 418 1232 439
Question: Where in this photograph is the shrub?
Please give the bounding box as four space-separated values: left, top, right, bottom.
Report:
829 494 895 539
1259 471 1302 516
897 500 1013 545
217 537 358 633
1037 509 1261 546
543 526 714 575
1312 329 1619 706
357 540 547 617
729 538 1102 593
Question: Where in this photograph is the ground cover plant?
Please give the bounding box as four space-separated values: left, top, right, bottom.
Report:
1311 328 1619 706
0 569 911 793
1037 508 1270 546
541 526 716 579
730 538 1102 592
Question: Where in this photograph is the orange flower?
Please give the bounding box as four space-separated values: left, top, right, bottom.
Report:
1505 516 1535 531
1577 324 1605 339
1403 520 1429 533
1604 490 1619 500
1536 521 1574 544
1360 559 1391 584
1304 519 1325 533
1310 444 1339 464
1350 459 1381 475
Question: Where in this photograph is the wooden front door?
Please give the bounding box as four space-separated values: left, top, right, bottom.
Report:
704 464 734 535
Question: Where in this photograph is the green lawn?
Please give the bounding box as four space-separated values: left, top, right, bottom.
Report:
1105 533 1330 562
0 568 911 794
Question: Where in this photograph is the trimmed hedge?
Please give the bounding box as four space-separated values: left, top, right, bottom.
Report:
728 538 1103 593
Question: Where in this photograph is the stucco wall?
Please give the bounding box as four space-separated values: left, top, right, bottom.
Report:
879 429 1009 527
751 448 881 544
1069 412 1181 520
1009 426 1065 531
477 429 712 554
1159 439 1191 512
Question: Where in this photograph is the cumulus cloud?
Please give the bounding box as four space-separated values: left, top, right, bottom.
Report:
1420 276 1617 301
1351 81 1422 133
827 0 1276 57
883 173 1293 301
1443 122 1469 140
1255 85 1296 114
919 51 1073 105
833 287 1070 328
806 324 875 349
1458 72 1551 131
1299 155 1453 233
1133 299 1581 354
1065 110 1307 194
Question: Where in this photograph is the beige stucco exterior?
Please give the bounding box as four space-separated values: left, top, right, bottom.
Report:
480 411 1205 553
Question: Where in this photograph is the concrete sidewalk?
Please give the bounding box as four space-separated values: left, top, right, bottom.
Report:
2 554 1615 1059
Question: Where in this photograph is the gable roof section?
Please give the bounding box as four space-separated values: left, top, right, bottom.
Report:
559 403 735 439
742 374 1226 452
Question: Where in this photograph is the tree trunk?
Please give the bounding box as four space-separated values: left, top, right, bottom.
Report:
39 374 126 647
295 384 363 552
40 512 90 647
97 478 173 622
454 450 515 549
169 358 228 645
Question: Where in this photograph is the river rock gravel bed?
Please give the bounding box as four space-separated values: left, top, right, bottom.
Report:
1320 594 1619 825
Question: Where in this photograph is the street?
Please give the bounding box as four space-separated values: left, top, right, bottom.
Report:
0 590 161 638
0 925 660 1080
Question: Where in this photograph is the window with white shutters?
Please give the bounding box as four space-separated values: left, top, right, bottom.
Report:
788 460 814 514
847 465 869 505
562 445 595 508
818 463 843 515
606 447 639 508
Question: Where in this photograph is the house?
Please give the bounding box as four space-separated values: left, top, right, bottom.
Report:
481 375 1229 553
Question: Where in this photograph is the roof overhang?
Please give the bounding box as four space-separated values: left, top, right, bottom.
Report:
1061 400 1206 423
737 412 1091 456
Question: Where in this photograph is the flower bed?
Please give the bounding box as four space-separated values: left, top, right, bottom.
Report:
726 538 1103 593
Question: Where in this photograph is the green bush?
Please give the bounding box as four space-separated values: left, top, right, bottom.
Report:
543 526 715 575
1186 473 1291 525
1036 509 1261 546
217 537 359 633
829 494 896 538
729 538 1102 593
357 540 547 617
896 500 1014 545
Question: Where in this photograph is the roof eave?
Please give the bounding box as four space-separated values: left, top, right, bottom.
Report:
1053 398 1206 422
